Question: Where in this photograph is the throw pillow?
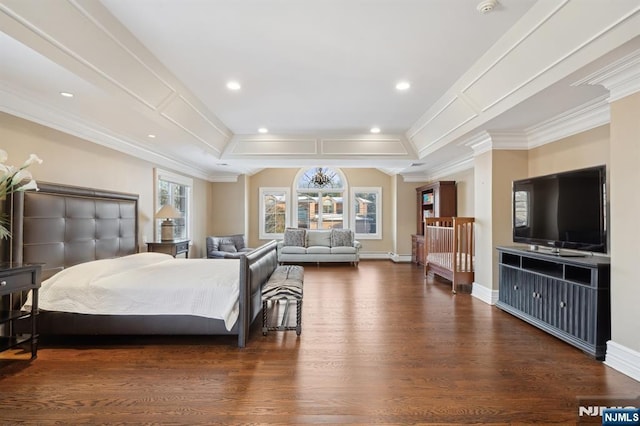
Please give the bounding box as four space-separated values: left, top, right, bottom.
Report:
284 228 306 247
229 234 245 250
331 228 353 247
219 244 237 253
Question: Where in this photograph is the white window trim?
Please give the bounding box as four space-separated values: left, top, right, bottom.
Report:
351 186 382 239
259 187 291 240
293 167 348 229
154 168 193 241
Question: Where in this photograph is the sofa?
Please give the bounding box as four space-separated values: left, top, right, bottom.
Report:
277 228 361 266
206 234 254 259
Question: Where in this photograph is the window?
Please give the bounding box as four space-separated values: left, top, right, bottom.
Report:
351 187 382 239
155 168 192 241
295 167 346 229
514 190 529 228
259 168 383 239
259 188 290 239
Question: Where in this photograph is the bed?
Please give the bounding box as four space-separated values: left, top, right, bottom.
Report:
5 182 277 347
423 217 475 294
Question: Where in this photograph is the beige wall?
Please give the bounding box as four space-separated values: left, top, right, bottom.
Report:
439 168 475 217
609 92 640 353
0 113 211 257
528 125 610 176
209 175 248 238
492 150 529 288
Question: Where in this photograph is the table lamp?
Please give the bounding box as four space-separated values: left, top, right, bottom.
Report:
155 204 182 241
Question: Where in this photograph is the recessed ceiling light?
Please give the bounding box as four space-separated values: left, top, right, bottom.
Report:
395 81 411 91
226 81 241 91
147 134 156 139
370 127 381 134
60 91 74 98
258 127 268 134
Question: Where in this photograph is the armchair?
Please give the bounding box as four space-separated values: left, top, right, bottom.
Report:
206 234 254 259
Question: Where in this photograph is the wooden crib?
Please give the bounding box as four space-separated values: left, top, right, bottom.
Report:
423 217 475 293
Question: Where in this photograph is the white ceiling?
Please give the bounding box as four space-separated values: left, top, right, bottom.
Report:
1 0 639 181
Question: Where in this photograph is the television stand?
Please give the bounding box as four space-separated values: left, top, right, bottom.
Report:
497 246 610 359
529 247 588 257
553 252 588 258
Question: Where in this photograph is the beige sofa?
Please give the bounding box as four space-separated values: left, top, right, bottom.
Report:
277 228 361 266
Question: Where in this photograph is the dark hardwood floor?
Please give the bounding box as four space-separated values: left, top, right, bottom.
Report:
1 261 638 425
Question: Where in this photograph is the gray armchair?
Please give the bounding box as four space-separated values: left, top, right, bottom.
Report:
206 234 253 259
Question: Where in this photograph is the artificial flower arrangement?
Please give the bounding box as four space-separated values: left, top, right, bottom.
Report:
0 149 43 239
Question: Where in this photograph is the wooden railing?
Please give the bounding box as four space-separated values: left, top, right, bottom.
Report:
424 217 475 293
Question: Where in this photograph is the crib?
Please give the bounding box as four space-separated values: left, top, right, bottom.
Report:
423 217 475 293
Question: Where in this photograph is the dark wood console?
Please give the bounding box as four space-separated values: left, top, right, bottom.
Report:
496 246 610 360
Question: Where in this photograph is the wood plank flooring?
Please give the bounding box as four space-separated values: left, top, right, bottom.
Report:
1 261 639 425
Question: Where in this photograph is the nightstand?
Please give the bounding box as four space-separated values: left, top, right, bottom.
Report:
0 263 42 359
146 240 190 258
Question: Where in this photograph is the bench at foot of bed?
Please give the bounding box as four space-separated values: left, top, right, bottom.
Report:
262 265 304 336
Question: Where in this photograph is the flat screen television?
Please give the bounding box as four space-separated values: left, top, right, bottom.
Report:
512 165 607 254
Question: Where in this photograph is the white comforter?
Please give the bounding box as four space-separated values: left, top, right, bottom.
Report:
32 252 241 331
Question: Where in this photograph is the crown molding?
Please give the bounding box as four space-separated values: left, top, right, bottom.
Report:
424 155 474 181
525 95 610 148
462 131 493 156
486 132 529 150
401 154 474 182
572 48 640 102
408 2 640 160
0 85 226 182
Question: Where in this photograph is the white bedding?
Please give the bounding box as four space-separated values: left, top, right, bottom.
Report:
29 252 241 331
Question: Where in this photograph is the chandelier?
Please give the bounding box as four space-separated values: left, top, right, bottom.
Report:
310 167 332 188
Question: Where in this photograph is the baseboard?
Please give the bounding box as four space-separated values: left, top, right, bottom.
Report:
359 252 392 260
471 282 499 305
604 340 640 383
389 253 412 263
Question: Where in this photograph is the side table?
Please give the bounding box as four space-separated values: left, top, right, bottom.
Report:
146 240 190 258
0 263 42 359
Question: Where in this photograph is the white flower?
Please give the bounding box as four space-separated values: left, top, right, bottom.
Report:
0 151 42 239
23 154 43 167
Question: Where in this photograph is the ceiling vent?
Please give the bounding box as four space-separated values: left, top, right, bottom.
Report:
477 0 498 14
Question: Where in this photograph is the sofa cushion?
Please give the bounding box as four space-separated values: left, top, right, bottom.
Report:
331 229 353 247
280 246 307 254
284 228 306 247
220 244 237 253
331 246 356 254
306 246 331 254
307 230 331 247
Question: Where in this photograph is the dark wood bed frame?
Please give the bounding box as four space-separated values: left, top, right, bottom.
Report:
4 182 277 347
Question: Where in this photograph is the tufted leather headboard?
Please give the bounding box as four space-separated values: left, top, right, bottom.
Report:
6 182 139 280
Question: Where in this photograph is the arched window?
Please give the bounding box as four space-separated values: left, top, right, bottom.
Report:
259 167 381 240
295 167 346 229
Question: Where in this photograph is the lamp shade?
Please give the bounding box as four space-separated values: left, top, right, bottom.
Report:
155 204 182 219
